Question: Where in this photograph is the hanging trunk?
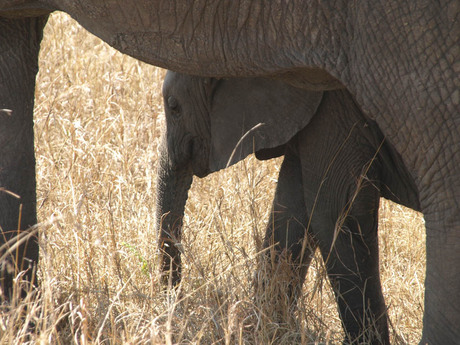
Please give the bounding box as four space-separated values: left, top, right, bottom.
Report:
155 143 193 286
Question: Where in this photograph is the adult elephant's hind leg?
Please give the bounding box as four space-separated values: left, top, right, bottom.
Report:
0 16 48 301
409 101 460 343
257 142 316 321
421 210 460 344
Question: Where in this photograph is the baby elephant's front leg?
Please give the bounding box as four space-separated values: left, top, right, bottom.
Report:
256 143 317 322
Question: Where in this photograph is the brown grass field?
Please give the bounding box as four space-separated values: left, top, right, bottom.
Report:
1 13 426 344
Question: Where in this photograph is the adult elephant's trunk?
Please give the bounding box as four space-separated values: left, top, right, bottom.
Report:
155 140 193 286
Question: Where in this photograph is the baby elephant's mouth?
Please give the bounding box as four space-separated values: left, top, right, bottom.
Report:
190 137 210 178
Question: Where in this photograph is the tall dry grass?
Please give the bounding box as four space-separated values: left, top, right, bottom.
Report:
0 13 425 344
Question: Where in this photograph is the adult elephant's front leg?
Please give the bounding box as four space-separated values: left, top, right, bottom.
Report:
0 15 48 301
257 142 316 321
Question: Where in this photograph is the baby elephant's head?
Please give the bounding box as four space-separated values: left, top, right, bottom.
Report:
161 71 217 178
161 70 323 177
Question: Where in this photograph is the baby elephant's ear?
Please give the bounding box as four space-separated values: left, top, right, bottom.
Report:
255 144 286 161
208 78 323 172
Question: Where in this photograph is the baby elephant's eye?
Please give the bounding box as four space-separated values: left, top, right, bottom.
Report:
167 96 179 110
166 96 181 118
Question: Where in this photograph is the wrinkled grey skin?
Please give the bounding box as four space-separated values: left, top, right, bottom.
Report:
0 2 458 343
158 71 420 344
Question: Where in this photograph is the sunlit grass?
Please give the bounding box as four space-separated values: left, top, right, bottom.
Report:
0 12 425 344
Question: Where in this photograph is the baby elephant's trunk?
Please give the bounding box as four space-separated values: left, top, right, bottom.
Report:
155 143 193 286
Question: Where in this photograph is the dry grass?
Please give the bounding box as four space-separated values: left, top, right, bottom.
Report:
0 13 425 344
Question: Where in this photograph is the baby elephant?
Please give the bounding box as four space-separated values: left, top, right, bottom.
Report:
156 71 419 344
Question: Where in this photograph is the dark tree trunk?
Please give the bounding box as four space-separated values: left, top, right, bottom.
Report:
0 15 48 301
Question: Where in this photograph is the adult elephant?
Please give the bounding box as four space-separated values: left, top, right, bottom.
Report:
157 71 420 344
0 1 458 343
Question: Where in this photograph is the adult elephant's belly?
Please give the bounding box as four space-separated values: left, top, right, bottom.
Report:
271 67 345 91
